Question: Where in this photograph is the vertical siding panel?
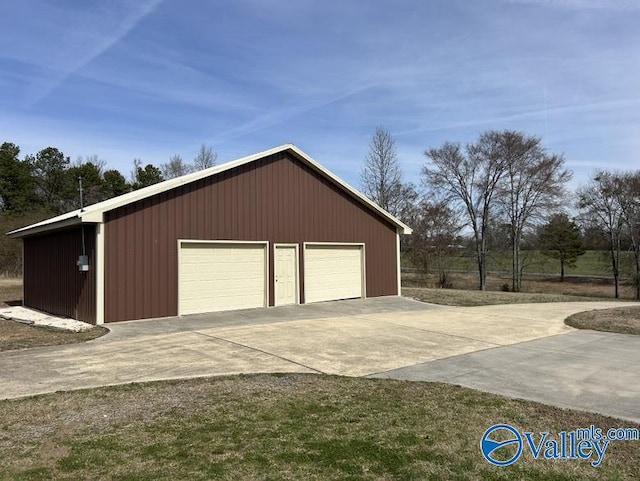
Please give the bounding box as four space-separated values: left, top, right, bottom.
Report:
232 171 239 239
170 190 178 312
209 177 215 236
171 191 178 316
199 180 206 238
142 200 150 317
115 213 124 321
134 204 143 320
286 159 293 241
191 185 197 238
273 158 280 239
239 171 245 238
199 181 206 239
152 195 162 317
177 186 184 237
194 184 201 238
218 174 225 237
183 187 190 237
295 160 302 241
121 206 129 321
245 168 252 239
273 159 279 240
214 175 220 237
254 163 263 242
23 227 96 324
202 179 208 235
219 174 227 238
227 173 233 238
115 209 123 321
279 158 286 241
263 166 270 239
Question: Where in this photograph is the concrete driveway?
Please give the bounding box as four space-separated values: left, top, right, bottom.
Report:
375 329 640 423
1 297 639 421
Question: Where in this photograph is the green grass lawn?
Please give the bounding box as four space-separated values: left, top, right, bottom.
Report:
0 319 108 351
403 287 611 307
566 306 640 335
1 374 639 480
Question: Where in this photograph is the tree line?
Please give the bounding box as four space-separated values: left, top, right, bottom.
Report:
0 142 216 275
360 127 640 299
1 131 638 301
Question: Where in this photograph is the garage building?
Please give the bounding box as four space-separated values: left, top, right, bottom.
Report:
7 144 411 324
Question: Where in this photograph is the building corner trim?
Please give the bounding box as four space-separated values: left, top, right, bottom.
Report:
95 223 105 324
396 228 402 296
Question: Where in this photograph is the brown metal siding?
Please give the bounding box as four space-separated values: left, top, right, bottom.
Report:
23 226 96 324
104 152 397 322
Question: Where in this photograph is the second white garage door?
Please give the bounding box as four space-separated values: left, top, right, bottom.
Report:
304 244 364 303
179 241 267 315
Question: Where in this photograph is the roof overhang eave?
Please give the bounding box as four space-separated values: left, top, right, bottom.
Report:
5 216 83 239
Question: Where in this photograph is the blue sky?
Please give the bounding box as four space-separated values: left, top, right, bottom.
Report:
1 0 638 190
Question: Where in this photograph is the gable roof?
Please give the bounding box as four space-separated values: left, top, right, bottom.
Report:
7 144 412 238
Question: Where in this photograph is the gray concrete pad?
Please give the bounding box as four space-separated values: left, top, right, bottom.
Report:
101 296 442 341
198 316 495 376
1 296 442 399
2 296 639 425
0 331 315 399
374 330 640 423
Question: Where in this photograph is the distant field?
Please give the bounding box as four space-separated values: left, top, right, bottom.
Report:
407 250 635 278
402 271 638 300
403 287 609 307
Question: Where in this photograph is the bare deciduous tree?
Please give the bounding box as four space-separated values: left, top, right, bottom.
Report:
73 155 106 175
617 171 640 299
423 132 508 290
194 143 217 170
361 127 406 217
130 158 142 185
496 131 571 291
404 199 462 288
578 171 626 298
161 154 194 179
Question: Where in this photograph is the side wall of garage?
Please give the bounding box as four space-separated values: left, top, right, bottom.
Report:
103 152 398 322
23 226 96 323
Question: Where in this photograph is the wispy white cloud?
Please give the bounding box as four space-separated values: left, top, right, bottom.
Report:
393 97 640 137
1 0 639 191
18 0 163 106
207 82 378 145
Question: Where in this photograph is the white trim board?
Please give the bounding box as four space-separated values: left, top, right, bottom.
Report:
396 228 402 296
95 223 105 324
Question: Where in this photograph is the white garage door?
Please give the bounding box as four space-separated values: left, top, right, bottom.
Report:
304 244 364 303
179 242 267 315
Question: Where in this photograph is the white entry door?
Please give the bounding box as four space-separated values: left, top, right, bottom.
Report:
275 245 298 306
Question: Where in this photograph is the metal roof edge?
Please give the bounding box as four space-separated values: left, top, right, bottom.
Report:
6 143 412 238
6 215 82 238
